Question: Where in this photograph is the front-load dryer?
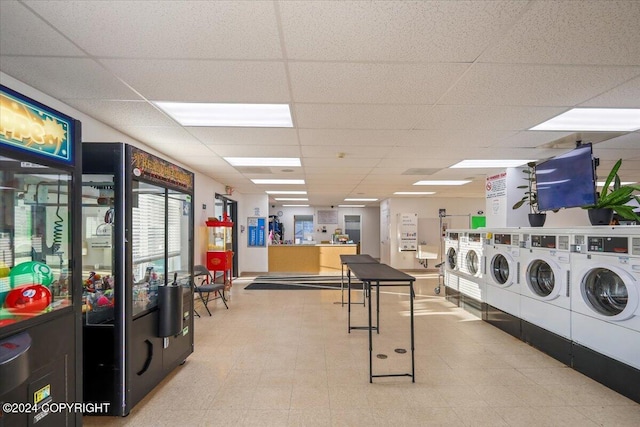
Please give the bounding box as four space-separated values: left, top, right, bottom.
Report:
518 230 572 364
483 230 522 337
570 228 640 403
458 231 486 313
571 231 640 369
520 232 572 336
444 230 461 274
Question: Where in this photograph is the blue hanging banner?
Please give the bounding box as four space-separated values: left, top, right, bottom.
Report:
248 217 266 247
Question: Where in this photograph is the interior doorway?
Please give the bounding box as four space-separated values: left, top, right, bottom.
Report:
215 193 238 277
344 214 361 248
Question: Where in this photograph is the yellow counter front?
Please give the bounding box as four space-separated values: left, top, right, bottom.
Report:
268 244 358 274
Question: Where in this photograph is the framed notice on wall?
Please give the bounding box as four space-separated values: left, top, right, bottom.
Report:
397 213 418 251
247 217 266 247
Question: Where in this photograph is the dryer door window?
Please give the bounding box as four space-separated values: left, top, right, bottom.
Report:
583 268 627 316
466 250 479 275
447 247 457 270
491 254 509 285
528 260 554 297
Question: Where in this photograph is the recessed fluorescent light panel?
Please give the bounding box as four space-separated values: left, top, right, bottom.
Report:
597 181 635 186
274 198 308 201
413 180 471 186
394 191 436 195
338 205 365 208
265 190 307 195
450 160 533 168
224 157 301 167
251 179 305 185
530 108 640 131
282 204 309 207
344 198 378 202
154 102 293 127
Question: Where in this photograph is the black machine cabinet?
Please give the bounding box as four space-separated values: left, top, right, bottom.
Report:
81 143 194 416
0 85 83 426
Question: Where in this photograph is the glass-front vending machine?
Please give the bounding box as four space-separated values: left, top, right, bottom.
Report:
0 85 83 426
81 143 194 416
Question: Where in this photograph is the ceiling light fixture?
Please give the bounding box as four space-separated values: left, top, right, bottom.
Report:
251 179 305 185
530 108 640 131
413 180 471 186
224 157 301 167
597 181 635 186
154 102 293 127
450 159 533 168
274 198 308 201
282 204 309 207
338 204 365 208
344 198 378 202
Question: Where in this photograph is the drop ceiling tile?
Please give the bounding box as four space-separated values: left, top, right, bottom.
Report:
301 145 392 158
480 1 640 65
298 129 412 147
188 128 299 146
595 133 640 150
580 76 640 108
118 126 202 147
153 143 216 157
211 144 301 158
280 0 528 61
397 129 517 148
289 62 469 104
440 64 640 106
304 167 373 176
302 158 381 168
61 100 176 127
0 1 85 56
492 131 574 148
295 104 423 130
0 57 141 100
25 0 282 59
102 59 290 103
416 105 567 131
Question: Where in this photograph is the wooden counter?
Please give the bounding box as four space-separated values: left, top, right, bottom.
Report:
268 244 358 274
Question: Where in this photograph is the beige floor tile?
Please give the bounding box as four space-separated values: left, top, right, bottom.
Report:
82 275 640 426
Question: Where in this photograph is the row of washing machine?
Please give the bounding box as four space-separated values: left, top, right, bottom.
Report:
443 226 640 403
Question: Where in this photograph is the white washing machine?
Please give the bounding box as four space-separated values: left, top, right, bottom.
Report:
444 230 461 274
570 228 640 370
484 229 522 318
519 231 572 339
458 230 485 303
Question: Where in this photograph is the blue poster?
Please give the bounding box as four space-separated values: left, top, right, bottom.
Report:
248 217 266 247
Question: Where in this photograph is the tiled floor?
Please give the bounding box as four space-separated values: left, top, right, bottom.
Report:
85 272 640 426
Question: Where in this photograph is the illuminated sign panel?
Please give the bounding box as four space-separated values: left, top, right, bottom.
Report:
0 85 74 164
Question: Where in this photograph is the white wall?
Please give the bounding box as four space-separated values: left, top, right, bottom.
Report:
382 196 485 269
239 194 269 274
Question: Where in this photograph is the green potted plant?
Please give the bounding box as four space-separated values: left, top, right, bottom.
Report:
582 159 640 225
512 162 546 227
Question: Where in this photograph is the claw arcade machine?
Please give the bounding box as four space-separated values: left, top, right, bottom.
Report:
81 143 194 416
0 85 83 426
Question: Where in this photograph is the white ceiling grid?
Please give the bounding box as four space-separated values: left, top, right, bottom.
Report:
0 0 639 206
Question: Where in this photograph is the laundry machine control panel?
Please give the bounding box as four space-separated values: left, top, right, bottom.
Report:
588 236 628 254
468 232 481 243
494 233 512 245
531 235 556 249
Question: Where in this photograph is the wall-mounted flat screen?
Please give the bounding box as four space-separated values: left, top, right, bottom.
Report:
535 143 597 211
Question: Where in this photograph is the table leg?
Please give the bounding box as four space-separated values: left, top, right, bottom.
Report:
410 282 415 382
341 263 345 306
347 269 351 333
368 281 372 383
376 281 380 335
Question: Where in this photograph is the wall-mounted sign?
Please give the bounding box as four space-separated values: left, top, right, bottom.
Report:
486 172 507 198
0 85 75 164
130 146 194 191
247 217 266 247
398 213 418 251
317 209 338 224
